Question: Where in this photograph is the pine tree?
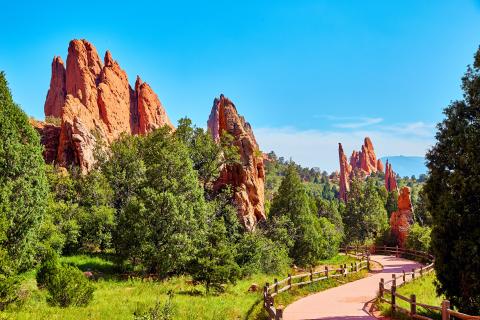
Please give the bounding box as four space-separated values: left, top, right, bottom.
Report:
0 72 48 308
424 47 480 313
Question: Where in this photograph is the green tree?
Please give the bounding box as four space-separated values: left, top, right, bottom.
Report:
315 198 344 237
343 178 388 244
269 164 340 266
0 72 48 308
103 128 208 275
189 218 240 293
405 223 431 254
424 47 480 313
175 118 239 190
385 190 399 217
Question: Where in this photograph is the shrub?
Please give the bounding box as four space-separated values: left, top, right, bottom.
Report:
406 223 431 253
36 249 60 289
236 232 291 276
46 264 95 307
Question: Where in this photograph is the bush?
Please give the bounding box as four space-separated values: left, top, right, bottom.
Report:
36 249 60 289
46 264 95 307
236 232 291 276
134 291 176 320
406 223 431 253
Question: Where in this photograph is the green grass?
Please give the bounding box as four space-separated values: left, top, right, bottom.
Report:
0 254 363 320
378 273 444 320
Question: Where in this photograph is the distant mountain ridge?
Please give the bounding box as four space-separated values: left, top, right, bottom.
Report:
380 156 427 178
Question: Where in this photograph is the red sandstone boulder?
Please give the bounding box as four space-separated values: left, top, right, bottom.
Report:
207 95 266 231
377 159 384 173
38 39 173 171
390 186 413 248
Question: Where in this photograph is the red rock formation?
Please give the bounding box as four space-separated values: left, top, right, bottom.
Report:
385 160 398 192
44 56 66 118
377 159 384 173
207 94 265 231
338 143 352 202
390 186 414 248
338 137 384 201
39 39 173 171
30 119 61 163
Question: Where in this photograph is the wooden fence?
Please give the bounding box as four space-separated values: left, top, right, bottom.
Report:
369 245 480 320
263 247 370 320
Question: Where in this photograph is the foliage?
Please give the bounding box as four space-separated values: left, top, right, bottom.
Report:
343 178 388 244
103 128 207 275
36 249 60 289
405 223 431 253
235 231 291 276
424 46 480 313
46 264 95 307
315 198 344 238
189 218 240 293
175 118 239 190
412 189 432 226
0 72 49 309
385 190 398 217
133 292 176 320
268 164 340 266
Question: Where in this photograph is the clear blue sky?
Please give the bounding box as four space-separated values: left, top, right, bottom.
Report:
1 1 479 171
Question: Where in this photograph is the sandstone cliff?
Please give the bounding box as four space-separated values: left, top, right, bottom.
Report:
35 39 173 171
207 94 266 230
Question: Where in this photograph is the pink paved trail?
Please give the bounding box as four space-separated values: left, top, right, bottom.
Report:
283 255 422 320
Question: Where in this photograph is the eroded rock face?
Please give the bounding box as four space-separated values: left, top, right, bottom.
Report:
44 56 66 118
207 94 266 231
390 186 414 247
338 137 384 201
385 160 398 192
38 39 173 171
338 143 352 202
30 119 61 163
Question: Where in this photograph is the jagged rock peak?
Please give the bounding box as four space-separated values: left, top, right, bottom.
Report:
207 94 265 231
36 38 173 172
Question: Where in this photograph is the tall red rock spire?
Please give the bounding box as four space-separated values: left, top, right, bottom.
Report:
207 94 266 230
385 160 398 192
338 143 352 202
44 56 66 118
35 39 174 172
390 186 414 247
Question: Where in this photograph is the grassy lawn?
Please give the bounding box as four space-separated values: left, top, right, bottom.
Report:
378 273 444 320
0 254 362 320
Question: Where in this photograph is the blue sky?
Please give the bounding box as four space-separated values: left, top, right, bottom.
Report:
1 1 480 171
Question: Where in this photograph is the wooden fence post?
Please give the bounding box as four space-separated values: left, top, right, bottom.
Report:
420 266 423 276
325 266 329 278
402 270 406 283
351 262 354 273
396 245 399 258
344 264 347 277
275 306 284 320
384 244 386 254
310 268 313 282
287 273 291 287
391 277 397 313
441 300 450 320
263 283 268 306
367 254 371 271
410 294 416 317
412 268 415 280
274 278 278 294
379 278 384 298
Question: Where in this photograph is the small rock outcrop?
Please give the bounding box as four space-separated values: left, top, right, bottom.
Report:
390 186 414 247
338 137 386 201
207 94 266 231
36 39 173 171
385 160 398 192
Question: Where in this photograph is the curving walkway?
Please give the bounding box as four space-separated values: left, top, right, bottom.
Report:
283 255 422 320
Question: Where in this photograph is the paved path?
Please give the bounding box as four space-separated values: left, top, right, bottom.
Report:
283 255 422 320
